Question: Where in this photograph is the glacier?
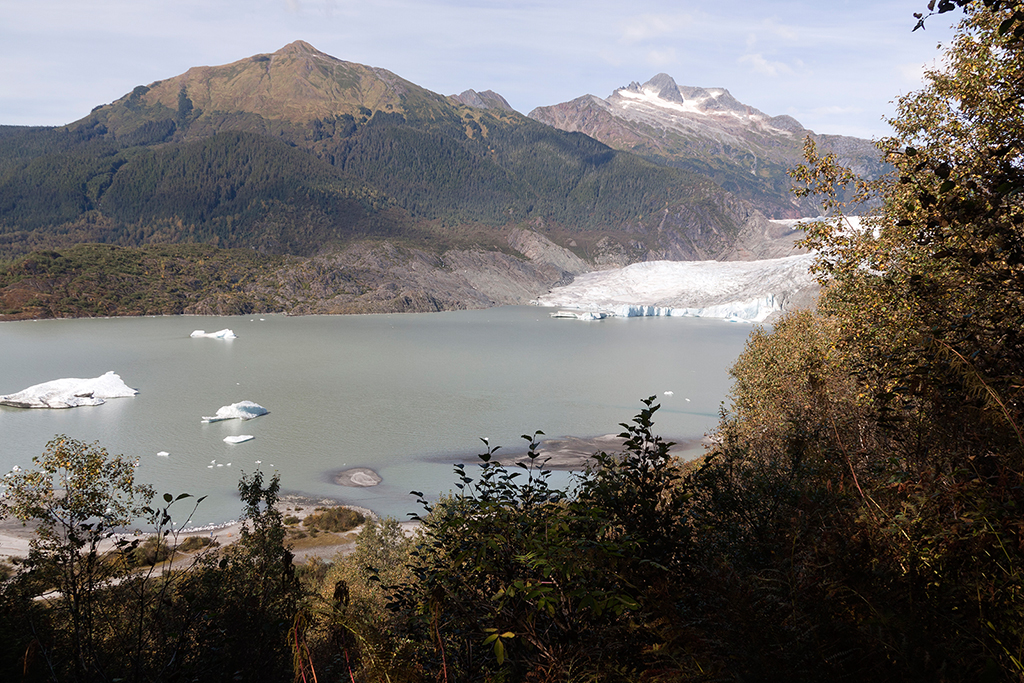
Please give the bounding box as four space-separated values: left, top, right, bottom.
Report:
533 253 818 323
201 400 268 423
0 371 138 409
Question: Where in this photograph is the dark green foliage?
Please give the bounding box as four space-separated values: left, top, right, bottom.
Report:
0 130 395 260
0 447 308 683
323 109 732 235
172 470 300 681
380 412 698 681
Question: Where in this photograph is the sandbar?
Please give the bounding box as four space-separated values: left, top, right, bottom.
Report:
333 467 382 487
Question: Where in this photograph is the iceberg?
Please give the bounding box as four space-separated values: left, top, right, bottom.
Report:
202 400 268 423
533 254 818 323
0 371 138 409
190 329 237 339
223 435 254 444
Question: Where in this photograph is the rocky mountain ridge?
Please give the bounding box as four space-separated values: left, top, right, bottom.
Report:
529 73 884 218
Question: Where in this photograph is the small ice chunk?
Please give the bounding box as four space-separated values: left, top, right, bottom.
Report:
664 391 674 396
157 451 170 457
202 401 268 423
190 329 237 339
223 435 254 444
0 371 137 409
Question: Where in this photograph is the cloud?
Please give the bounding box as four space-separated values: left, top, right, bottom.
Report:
810 105 862 117
646 48 677 67
621 13 691 44
737 53 792 78
899 57 947 87
758 18 800 43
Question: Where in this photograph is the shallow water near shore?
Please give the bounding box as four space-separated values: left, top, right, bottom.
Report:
0 306 753 526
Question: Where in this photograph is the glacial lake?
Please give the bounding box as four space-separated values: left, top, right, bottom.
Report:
0 307 753 527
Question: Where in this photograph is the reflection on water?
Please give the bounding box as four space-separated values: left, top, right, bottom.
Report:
0 307 753 524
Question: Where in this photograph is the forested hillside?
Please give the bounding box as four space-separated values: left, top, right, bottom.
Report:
0 41 763 270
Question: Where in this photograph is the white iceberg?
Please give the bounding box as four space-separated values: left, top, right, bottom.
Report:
190 329 237 339
0 371 137 409
202 400 268 423
533 254 818 323
223 435 254 444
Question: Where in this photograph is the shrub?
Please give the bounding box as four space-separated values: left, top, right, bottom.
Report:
302 506 365 532
177 535 217 552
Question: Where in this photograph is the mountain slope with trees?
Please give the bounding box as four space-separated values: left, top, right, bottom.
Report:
0 42 805 317
0 41 773 266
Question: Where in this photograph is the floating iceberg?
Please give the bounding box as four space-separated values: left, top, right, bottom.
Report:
223 435 254 444
0 371 137 409
190 329 237 339
534 254 818 323
202 400 268 423
550 310 607 320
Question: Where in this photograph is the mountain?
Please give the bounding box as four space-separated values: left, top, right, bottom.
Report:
448 89 516 112
529 73 885 218
0 44 810 319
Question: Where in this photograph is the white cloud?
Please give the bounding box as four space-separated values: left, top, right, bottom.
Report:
646 48 678 67
758 18 800 43
810 105 862 117
737 53 792 78
621 13 692 44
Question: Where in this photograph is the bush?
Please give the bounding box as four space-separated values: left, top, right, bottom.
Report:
302 506 365 532
129 536 172 567
177 535 217 552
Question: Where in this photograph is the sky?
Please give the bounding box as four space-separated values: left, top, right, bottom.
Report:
1 0 961 140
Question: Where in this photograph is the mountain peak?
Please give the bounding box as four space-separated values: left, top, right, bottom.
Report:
644 73 683 103
100 42 451 127
449 89 516 112
274 40 327 58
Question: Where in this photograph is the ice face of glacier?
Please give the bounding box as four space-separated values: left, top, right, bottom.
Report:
533 254 818 323
0 371 138 409
201 400 269 423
